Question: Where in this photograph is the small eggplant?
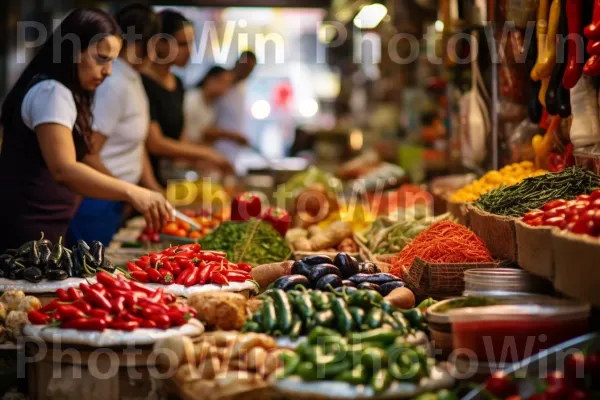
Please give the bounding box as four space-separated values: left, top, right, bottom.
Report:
8 269 24 280
302 255 333 266
0 254 13 274
341 279 356 288
290 260 313 278
273 274 311 291
23 267 43 283
335 286 358 295
379 281 405 296
77 240 90 251
316 274 343 290
38 233 52 266
358 262 380 275
46 269 68 281
333 252 359 279
309 264 342 283
62 248 75 277
90 241 105 269
16 241 35 258
349 273 401 285
357 282 381 292
4 249 17 256
47 237 64 270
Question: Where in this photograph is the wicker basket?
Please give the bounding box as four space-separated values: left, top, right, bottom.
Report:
468 205 518 262
447 200 470 227
515 219 556 280
403 257 500 296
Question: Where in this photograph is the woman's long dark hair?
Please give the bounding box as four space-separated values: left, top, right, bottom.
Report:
196 66 229 88
159 9 191 36
0 8 121 143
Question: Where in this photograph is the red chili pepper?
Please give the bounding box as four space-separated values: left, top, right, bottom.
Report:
111 296 125 313
119 311 143 323
163 293 177 304
149 314 171 329
179 243 202 252
175 258 195 270
149 253 163 268
56 288 70 302
84 289 112 310
166 310 190 326
91 283 107 296
67 287 81 301
130 271 149 283
89 309 111 319
127 280 154 295
183 267 200 287
80 283 93 295
50 310 62 322
170 263 181 276
148 287 164 303
126 262 143 273
158 268 173 282
237 263 252 272
197 263 218 285
39 300 61 313
28 310 51 325
96 271 131 290
135 258 149 269
196 253 225 263
175 267 194 285
62 318 107 331
146 268 162 283
138 298 169 312
140 320 157 329
161 246 178 256
210 271 229 285
56 305 86 321
72 299 92 314
110 321 139 331
223 271 250 282
172 250 195 259
161 259 173 272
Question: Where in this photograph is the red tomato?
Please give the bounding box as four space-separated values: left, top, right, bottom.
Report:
585 353 600 380
579 209 596 223
524 210 545 220
528 217 545 226
544 199 568 211
590 190 600 201
590 199 600 209
546 371 566 386
566 205 588 220
176 229 188 238
544 216 567 229
485 371 516 397
571 220 596 236
577 194 591 202
543 209 563 220
565 352 586 387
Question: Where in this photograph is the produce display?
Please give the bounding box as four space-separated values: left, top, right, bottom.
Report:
27 273 197 331
390 221 494 277
155 331 281 393
287 220 354 253
0 290 41 342
230 191 291 237
0 235 114 282
522 190 600 236
187 291 263 331
450 162 546 203
475 167 600 217
242 287 426 339
125 244 254 286
276 326 447 394
161 215 220 240
198 219 292 266
361 213 452 255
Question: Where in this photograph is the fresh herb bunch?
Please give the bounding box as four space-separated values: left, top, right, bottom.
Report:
475 167 600 217
199 219 292 266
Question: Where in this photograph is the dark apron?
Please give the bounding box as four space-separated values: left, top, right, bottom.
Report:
0 77 88 251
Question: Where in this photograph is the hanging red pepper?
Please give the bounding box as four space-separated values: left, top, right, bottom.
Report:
563 0 584 88
262 206 291 237
62 318 107 331
584 0 600 39
231 192 263 221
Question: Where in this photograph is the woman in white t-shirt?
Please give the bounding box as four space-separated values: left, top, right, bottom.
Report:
183 66 249 147
68 4 164 245
0 8 171 251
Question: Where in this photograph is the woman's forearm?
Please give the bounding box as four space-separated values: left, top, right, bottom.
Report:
83 153 114 177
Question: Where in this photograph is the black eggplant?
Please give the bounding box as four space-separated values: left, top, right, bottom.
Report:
290 260 313 277
62 248 74 277
341 279 356 288
101 258 116 274
357 282 381 292
273 274 311 291
46 269 68 281
0 254 13 274
90 241 105 269
302 255 333 266
8 268 24 280
77 240 90 251
48 238 64 270
349 273 401 285
335 286 358 295
316 274 343 290
4 249 17 256
333 253 359 279
358 262 380 275
38 232 52 266
73 243 95 276
23 267 43 283
18 239 41 267
379 281 405 296
308 264 341 283
16 241 35 258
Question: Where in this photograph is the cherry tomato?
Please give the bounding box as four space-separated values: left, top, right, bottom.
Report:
577 194 591 202
176 229 188 238
579 209 596 223
485 371 516 397
544 199 567 211
590 199 600 209
524 210 545 220
543 209 563 220
544 216 567 229
565 352 586 387
528 217 544 226
163 222 179 236
590 190 600 201
571 220 596 236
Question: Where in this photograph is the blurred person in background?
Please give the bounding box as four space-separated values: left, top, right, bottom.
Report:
141 10 232 185
0 8 171 251
183 66 248 147
68 3 164 245
214 51 257 170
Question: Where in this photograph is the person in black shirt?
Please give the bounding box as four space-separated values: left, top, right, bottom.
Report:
142 10 232 184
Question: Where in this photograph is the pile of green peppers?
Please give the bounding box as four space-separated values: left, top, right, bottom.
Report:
278 326 438 394
0 234 115 282
242 287 427 338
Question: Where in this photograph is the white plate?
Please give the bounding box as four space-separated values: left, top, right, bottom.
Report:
23 319 204 347
276 331 430 350
0 278 88 294
272 363 454 399
143 281 259 298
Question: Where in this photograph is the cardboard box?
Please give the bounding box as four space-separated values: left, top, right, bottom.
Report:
515 219 556 280
553 230 600 307
468 205 518 262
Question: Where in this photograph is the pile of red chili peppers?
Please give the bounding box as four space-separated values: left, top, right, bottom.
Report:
125 243 253 287
27 272 196 331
